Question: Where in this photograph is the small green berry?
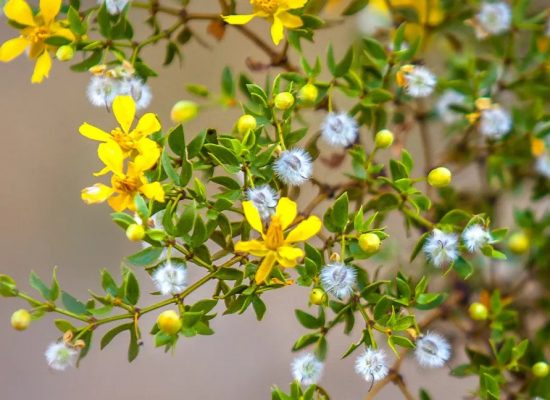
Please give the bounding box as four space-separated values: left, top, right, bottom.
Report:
274 92 295 110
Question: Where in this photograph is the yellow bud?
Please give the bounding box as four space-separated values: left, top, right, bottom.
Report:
532 138 546 157
55 45 74 62
374 129 394 149
468 302 488 321
126 224 145 241
237 114 257 134
508 232 529 254
427 167 452 188
532 362 550 378
10 309 31 331
309 288 326 305
170 101 199 124
329 252 341 262
358 233 381 253
298 83 319 105
157 310 182 335
274 92 295 110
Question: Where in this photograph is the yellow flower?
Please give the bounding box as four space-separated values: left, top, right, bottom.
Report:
80 96 162 176
235 197 321 284
0 0 75 83
81 141 164 212
222 0 307 46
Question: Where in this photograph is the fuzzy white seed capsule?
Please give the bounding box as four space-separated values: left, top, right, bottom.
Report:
400 66 437 98
273 148 313 186
415 332 451 368
479 106 512 139
291 353 324 386
475 2 511 39
320 112 358 148
246 185 279 221
86 76 120 108
152 261 187 296
354 348 389 383
119 77 152 110
423 229 459 268
100 0 130 15
45 342 79 371
436 90 466 124
320 262 357 299
535 153 550 178
462 224 492 253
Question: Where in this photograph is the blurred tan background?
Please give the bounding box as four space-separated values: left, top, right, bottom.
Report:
0 2 479 399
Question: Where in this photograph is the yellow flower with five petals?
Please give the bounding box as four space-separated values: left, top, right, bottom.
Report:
80 95 162 176
81 141 164 212
222 0 307 46
0 0 75 83
235 197 321 284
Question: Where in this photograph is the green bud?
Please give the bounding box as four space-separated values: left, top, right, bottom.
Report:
468 302 488 321
237 114 257 134
532 362 549 378
358 233 381 253
427 167 452 188
298 83 318 105
374 129 394 149
171 100 199 123
274 92 294 110
56 45 74 62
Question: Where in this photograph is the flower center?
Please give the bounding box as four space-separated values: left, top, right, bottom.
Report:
265 215 284 249
111 127 136 152
113 174 140 194
24 26 51 43
252 0 280 14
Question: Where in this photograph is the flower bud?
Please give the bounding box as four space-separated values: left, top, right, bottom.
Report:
170 100 199 123
468 302 488 321
309 288 326 305
508 232 529 254
532 362 549 378
157 310 182 335
10 309 31 331
55 45 74 62
358 233 381 253
374 129 394 149
274 92 294 110
126 224 145 241
427 167 452 188
298 83 318 105
237 114 257 134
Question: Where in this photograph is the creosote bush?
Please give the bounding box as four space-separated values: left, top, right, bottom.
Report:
2 0 550 399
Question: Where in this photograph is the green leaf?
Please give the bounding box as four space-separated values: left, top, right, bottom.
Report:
126 246 163 267
363 37 387 62
415 292 448 310
214 268 243 281
68 6 86 35
61 291 87 315
331 192 349 230
343 0 369 15
123 270 140 305
100 323 132 349
0 275 17 297
295 309 322 329
252 296 266 320
29 271 52 300
204 143 240 167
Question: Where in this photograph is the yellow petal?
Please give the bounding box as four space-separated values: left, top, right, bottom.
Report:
133 113 161 138
113 95 136 133
270 15 285 45
276 245 304 267
4 0 35 26
31 51 51 83
242 200 264 233
108 193 133 212
277 11 302 29
235 240 269 257
286 0 308 9
93 165 111 177
39 0 61 22
81 184 114 204
140 181 165 202
0 37 29 62
255 251 277 284
134 139 160 171
285 216 321 243
98 141 124 175
275 197 297 230
79 123 112 142
222 14 256 25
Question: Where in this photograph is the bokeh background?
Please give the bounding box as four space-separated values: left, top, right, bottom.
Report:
0 2 493 399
